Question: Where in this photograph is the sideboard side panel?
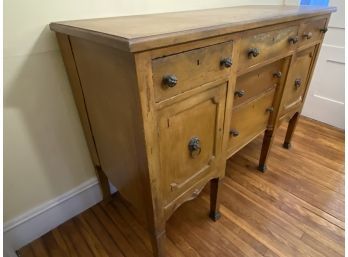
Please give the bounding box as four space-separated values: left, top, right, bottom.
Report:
56 33 101 167
69 37 147 215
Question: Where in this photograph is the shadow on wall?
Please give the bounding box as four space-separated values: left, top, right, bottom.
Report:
4 25 96 215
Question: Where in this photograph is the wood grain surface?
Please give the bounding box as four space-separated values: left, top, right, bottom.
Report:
18 117 345 257
50 6 336 52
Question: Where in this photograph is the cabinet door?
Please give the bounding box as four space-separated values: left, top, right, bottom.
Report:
280 46 316 115
158 84 226 204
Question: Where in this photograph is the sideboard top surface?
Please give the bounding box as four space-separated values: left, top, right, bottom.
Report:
50 5 336 52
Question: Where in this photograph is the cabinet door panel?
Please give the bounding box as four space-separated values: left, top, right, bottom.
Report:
280 46 316 115
158 84 226 204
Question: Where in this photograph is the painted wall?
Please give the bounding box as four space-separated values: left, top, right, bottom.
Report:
4 0 283 223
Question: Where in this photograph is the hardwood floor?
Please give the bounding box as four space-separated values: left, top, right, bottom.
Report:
17 117 345 257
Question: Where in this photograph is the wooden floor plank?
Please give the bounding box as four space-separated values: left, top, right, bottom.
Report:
101 202 153 257
41 232 69 257
166 222 201 257
224 173 344 256
192 197 268 257
172 199 250 257
91 204 138 257
227 156 345 229
52 227 79 257
74 215 110 257
270 150 344 195
30 238 50 257
112 195 196 257
201 188 326 257
17 245 35 257
300 232 344 257
111 199 153 251
230 151 345 221
164 237 186 257
81 209 124 257
228 163 344 238
59 220 95 257
168 211 221 257
223 178 304 238
18 117 344 257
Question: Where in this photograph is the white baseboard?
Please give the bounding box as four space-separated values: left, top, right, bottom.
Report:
3 177 116 257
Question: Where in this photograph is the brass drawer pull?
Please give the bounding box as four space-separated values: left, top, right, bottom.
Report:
303 32 313 39
273 71 282 78
320 27 328 33
163 75 178 87
229 129 239 137
234 90 245 97
266 107 274 113
248 48 260 59
288 36 299 44
220 57 233 68
188 137 201 158
294 78 302 89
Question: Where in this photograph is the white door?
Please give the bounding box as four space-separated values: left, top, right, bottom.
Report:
301 0 345 129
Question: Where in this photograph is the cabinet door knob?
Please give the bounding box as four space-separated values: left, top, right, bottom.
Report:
220 57 233 68
163 75 178 87
248 48 260 59
234 90 245 97
288 36 299 44
303 32 313 39
320 27 328 33
188 137 201 158
294 78 302 89
266 107 274 113
229 129 239 137
273 71 282 78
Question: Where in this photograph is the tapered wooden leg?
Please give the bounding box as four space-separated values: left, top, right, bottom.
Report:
95 165 111 202
283 112 300 149
209 178 222 221
258 129 276 172
150 230 166 257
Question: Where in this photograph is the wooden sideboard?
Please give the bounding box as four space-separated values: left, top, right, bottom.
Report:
50 5 335 257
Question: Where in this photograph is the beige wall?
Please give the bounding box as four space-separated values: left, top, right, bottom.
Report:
4 0 283 222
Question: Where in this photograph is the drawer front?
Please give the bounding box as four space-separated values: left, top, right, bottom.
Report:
152 42 233 102
238 25 298 71
299 17 327 47
234 59 286 107
158 84 226 204
280 46 315 115
228 89 275 154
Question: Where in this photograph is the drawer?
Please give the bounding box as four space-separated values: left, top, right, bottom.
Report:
234 59 287 107
238 25 298 72
228 89 275 154
152 41 233 102
280 46 315 115
157 84 226 204
299 17 327 47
